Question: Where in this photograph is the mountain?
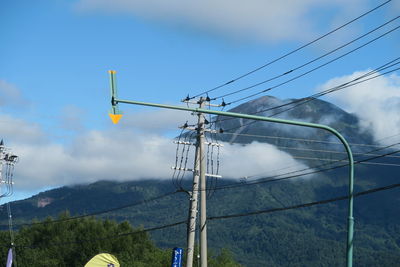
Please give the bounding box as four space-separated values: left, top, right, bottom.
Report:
214 95 374 148
1 96 399 266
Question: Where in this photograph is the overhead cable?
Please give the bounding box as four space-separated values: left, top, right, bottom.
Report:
215 56 400 127
190 0 393 98
16 180 400 249
208 181 400 221
225 24 400 105
213 15 400 102
221 59 400 132
207 147 400 191
7 190 182 228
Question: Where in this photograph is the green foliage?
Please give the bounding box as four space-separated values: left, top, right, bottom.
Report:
0 213 171 267
0 213 242 266
209 248 243 267
1 172 400 266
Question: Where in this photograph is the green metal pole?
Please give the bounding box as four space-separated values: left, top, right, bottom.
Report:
109 70 118 115
108 75 354 266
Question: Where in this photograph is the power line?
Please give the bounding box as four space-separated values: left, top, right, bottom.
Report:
218 132 395 149
10 145 397 229
17 219 187 249
172 127 187 189
290 155 400 167
18 138 391 228
224 24 400 105
213 15 400 102
16 180 400 249
244 141 400 182
257 58 400 115
213 56 400 127
205 146 400 192
221 59 400 132
5 139 399 241
190 0 393 99
208 181 400 221
268 65 400 118
259 144 400 159
6 190 182 228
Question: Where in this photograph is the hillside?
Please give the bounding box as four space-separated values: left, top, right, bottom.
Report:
1 96 399 266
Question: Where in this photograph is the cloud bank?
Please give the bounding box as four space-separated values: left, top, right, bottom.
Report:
75 0 366 43
319 71 400 144
3 111 307 191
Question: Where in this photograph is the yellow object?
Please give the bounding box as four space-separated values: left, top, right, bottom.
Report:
108 70 117 74
84 253 120 267
109 114 123 124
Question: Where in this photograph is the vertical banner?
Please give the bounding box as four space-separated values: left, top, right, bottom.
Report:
171 247 183 267
6 248 12 267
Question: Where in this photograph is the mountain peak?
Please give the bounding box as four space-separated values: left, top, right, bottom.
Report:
216 95 374 148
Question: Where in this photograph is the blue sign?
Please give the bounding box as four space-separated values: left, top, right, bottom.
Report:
171 247 183 267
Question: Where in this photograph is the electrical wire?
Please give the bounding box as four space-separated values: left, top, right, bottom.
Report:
218 132 396 149
190 0 393 99
208 181 400 221
263 144 400 159
172 127 186 189
196 145 400 192
269 66 400 118
6 190 182 228
269 57 400 114
178 131 196 188
222 133 372 148
289 155 400 167
238 140 400 184
213 56 400 127
213 15 400 102
14 180 400 249
225 24 400 105
17 219 187 249
221 59 400 132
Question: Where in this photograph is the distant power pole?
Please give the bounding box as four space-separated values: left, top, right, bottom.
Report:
0 140 18 198
0 140 18 267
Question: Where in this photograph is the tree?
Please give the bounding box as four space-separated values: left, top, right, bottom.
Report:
0 213 171 267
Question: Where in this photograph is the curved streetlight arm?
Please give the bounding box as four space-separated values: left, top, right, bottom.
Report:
113 97 355 267
108 71 354 267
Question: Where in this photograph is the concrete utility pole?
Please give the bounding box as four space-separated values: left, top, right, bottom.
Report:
186 98 206 267
198 99 208 267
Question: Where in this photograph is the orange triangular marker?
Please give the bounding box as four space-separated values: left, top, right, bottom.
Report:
109 114 123 124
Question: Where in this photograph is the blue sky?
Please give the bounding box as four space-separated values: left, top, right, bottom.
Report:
1 0 400 202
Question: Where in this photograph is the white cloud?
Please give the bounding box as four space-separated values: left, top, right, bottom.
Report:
319 70 400 144
74 0 367 43
0 114 47 144
220 141 309 179
1 109 308 191
12 129 176 190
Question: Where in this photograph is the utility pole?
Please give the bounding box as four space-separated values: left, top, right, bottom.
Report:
198 99 208 267
0 140 18 267
186 98 207 267
0 140 18 198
